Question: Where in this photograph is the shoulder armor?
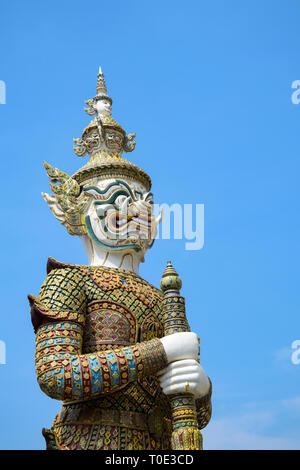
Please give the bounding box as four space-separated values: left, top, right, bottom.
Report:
47 256 86 274
28 294 85 333
28 260 87 333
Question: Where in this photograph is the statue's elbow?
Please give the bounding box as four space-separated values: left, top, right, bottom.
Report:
37 375 64 401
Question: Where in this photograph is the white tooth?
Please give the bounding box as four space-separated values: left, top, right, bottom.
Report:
120 196 130 215
155 210 163 225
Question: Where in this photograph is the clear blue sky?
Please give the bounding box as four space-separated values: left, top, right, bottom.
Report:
0 0 299 450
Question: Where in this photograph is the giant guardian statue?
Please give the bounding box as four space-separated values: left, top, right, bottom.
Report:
28 68 212 450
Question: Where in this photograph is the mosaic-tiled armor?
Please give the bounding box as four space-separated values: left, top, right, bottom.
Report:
29 258 211 450
29 68 212 450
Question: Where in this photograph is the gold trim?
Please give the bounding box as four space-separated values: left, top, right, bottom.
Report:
118 252 134 271
88 237 95 265
100 251 109 266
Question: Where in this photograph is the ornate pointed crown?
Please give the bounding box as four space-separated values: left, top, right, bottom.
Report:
42 67 151 236
71 67 151 190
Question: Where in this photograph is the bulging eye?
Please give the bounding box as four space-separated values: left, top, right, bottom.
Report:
111 214 121 228
144 192 154 205
115 194 130 207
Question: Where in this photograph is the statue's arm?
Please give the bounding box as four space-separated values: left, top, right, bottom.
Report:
33 318 167 402
28 267 168 402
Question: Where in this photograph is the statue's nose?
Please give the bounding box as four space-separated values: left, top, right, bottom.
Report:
120 198 152 218
129 200 152 218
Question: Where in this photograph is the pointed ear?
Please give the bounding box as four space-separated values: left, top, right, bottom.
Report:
41 192 66 225
42 162 90 236
43 161 70 183
49 183 60 195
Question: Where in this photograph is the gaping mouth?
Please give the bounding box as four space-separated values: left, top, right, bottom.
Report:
112 214 131 229
110 213 152 231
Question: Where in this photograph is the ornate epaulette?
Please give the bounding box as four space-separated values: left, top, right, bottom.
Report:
46 256 82 275
28 295 85 333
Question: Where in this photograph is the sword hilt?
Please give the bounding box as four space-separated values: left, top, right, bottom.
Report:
160 261 202 450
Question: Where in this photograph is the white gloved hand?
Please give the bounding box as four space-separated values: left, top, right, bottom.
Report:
160 332 199 363
157 359 210 399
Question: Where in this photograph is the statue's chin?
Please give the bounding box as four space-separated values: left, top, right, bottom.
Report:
88 232 151 253
86 214 154 254
106 236 152 252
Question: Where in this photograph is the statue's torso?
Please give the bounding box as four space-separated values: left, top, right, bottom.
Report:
40 259 171 450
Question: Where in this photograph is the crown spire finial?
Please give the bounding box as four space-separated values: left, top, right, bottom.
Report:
76 68 137 160
96 65 108 97
84 66 113 117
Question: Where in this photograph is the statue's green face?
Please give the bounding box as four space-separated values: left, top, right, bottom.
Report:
83 177 159 253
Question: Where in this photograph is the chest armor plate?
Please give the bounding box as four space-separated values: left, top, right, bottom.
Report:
82 267 164 396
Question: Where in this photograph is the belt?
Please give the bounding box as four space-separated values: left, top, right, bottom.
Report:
55 405 172 439
56 406 149 431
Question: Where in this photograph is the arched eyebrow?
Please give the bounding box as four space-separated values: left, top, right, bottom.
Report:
134 190 142 200
83 180 136 200
144 192 154 201
94 189 132 206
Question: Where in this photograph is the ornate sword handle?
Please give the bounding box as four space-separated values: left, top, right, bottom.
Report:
160 261 202 450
